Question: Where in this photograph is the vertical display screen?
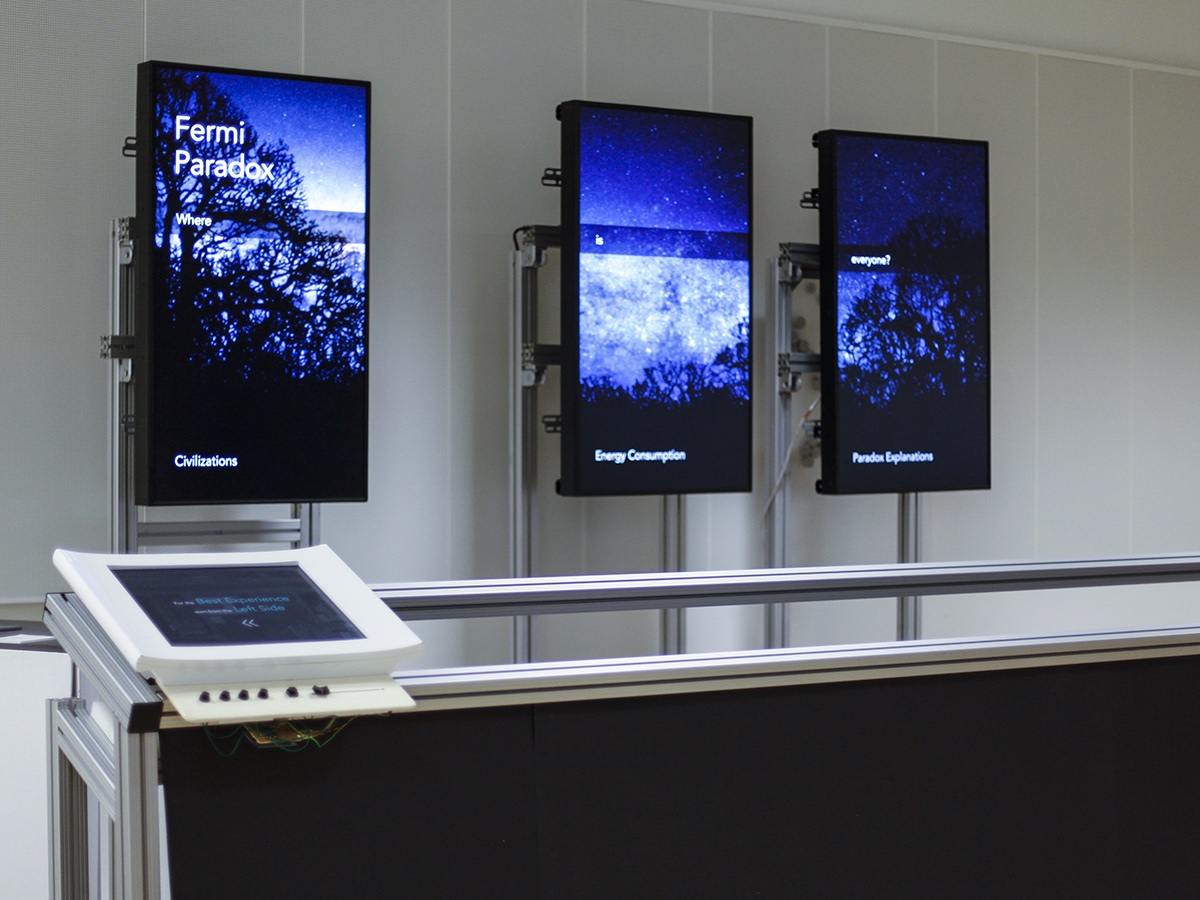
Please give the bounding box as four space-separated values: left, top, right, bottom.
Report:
134 61 369 505
816 130 990 494
559 101 752 496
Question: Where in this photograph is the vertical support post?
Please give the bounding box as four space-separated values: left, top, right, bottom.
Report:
768 253 793 570
508 250 532 580
660 495 685 654
295 502 320 547
48 701 90 900
897 492 921 640
766 252 795 648
110 219 137 555
511 246 538 662
114 725 161 899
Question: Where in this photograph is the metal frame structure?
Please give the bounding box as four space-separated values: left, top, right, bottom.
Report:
509 227 686 660
104 218 320 556
45 551 1200 898
766 243 821 644
46 590 161 899
769 242 923 644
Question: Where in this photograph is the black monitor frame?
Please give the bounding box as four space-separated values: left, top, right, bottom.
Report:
133 60 371 506
557 99 753 497
815 128 991 495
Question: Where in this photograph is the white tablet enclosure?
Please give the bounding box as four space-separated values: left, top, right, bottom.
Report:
53 545 423 724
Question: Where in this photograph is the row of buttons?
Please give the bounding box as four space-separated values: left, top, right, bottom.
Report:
198 685 331 703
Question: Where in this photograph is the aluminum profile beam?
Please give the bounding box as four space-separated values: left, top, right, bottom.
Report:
394 622 1200 712
374 553 1200 621
43 593 162 733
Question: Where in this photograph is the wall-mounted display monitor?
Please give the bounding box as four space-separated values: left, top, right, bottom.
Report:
558 100 752 496
134 61 370 505
815 129 990 494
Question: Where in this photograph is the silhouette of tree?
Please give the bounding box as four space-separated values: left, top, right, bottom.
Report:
839 213 986 409
154 69 364 383
581 316 748 408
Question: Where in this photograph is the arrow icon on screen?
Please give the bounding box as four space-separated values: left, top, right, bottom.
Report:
242 619 259 628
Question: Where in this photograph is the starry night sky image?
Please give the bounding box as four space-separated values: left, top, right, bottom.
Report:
834 133 988 407
154 66 367 382
835 135 986 246
577 106 750 403
146 64 369 503
823 131 990 493
564 103 752 495
206 71 368 215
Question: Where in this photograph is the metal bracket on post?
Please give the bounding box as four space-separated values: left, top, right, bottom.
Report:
766 242 821 648
511 225 563 662
107 219 321 555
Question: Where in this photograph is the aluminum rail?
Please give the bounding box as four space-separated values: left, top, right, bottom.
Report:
374 553 1200 621
43 592 162 733
393 622 1200 712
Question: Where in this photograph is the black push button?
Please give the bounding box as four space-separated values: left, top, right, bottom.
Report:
286 686 299 698
219 690 231 702
257 688 269 700
237 689 250 701
199 691 211 703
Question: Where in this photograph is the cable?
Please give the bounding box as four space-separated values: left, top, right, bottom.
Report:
512 226 532 251
761 394 821 521
204 717 357 755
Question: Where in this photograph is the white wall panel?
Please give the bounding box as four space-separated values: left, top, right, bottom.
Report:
1036 56 1132 560
586 0 710 108
690 0 1200 73
443 0 586 663
921 44 1041 638
1117 70 1200 628
145 0 301 72
305 1 454 585
828 27 934 135
1130 70 1200 554
924 43 1038 563
0 0 141 600
449 0 584 581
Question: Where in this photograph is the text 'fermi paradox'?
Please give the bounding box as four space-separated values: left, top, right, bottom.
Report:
171 114 276 180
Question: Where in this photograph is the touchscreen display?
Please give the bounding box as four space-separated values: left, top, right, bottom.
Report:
111 564 364 646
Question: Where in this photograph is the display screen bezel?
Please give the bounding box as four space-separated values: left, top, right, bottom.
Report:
557 99 754 497
816 128 991 495
133 60 371 506
52 545 423 683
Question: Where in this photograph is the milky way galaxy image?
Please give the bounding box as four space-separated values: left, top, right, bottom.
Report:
817 130 990 495
559 102 752 496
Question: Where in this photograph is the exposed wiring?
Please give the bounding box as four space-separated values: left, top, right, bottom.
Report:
204 717 357 755
761 394 821 521
512 226 532 252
